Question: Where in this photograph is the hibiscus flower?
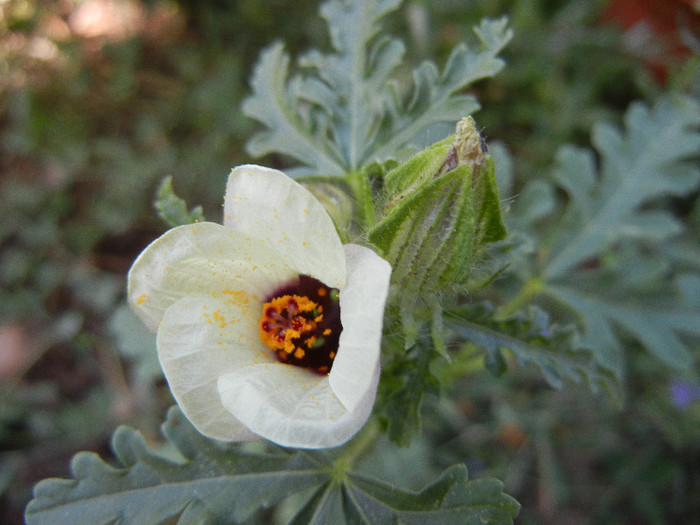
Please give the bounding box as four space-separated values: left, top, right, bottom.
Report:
128 165 391 448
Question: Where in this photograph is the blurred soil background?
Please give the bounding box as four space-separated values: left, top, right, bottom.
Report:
1 1 699 523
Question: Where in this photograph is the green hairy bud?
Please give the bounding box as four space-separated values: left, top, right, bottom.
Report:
369 117 507 293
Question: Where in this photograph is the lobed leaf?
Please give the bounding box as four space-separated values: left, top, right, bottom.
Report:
373 17 513 163
154 176 206 227
446 303 619 399
26 407 519 524
289 465 519 524
25 407 326 525
547 270 700 374
243 0 511 175
544 95 700 279
340 465 519 524
507 94 700 376
243 42 346 175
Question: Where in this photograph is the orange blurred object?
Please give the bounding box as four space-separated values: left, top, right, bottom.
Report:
498 421 528 450
602 0 700 83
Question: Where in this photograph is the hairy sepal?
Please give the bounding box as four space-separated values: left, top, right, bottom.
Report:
370 152 506 294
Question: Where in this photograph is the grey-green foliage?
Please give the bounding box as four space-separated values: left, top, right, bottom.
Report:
446 303 618 397
25 407 520 525
507 94 700 376
154 175 206 227
377 333 442 446
108 303 160 384
243 0 512 175
377 298 620 447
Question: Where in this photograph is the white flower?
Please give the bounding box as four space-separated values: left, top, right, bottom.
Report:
128 165 391 448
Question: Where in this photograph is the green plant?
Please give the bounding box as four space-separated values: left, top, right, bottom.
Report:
5 0 698 523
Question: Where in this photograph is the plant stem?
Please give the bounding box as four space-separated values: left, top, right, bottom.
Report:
346 170 376 229
330 420 379 482
494 277 544 320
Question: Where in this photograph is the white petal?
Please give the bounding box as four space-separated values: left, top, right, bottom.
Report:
157 294 273 442
218 362 379 448
223 165 346 289
128 222 296 331
329 244 392 413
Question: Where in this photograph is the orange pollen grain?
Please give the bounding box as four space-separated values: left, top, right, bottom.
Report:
212 309 228 328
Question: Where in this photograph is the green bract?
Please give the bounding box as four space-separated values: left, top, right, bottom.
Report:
369 117 507 294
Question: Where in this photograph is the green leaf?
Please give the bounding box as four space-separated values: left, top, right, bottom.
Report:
25 407 327 524
154 176 206 227
373 17 513 163
340 465 519 524
376 333 442 446
243 0 511 175
447 303 618 398
547 269 699 374
544 95 700 279
243 42 347 175
507 94 700 376
288 465 520 525
301 0 404 170
288 465 519 525
26 407 519 524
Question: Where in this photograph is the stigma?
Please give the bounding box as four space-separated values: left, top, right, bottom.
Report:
259 275 342 373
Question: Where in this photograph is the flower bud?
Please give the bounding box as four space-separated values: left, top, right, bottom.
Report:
369 117 506 293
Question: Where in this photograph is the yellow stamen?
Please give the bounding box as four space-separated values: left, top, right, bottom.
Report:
257 275 342 374
259 295 319 354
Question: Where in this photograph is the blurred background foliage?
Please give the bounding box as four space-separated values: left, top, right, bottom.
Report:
1 0 698 523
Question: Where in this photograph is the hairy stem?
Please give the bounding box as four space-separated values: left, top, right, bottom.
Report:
346 170 376 229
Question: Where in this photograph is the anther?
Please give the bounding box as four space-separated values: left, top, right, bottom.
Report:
258 275 342 374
